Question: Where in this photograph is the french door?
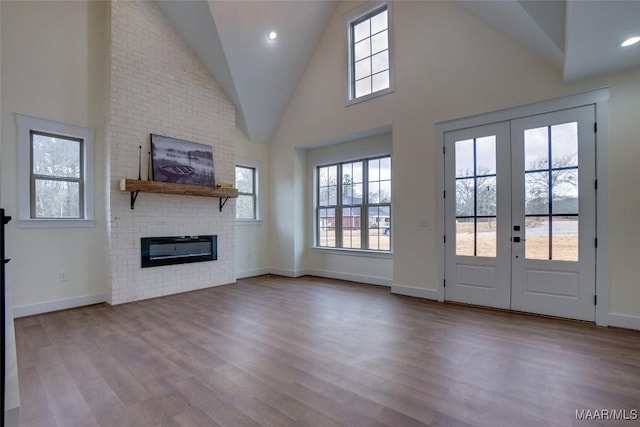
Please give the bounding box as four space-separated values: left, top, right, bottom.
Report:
444 105 596 321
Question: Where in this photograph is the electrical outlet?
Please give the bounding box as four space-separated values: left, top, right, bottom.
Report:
58 271 68 282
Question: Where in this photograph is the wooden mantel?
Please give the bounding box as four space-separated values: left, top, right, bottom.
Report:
119 179 238 211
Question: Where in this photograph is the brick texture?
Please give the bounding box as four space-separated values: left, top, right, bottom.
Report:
106 1 235 304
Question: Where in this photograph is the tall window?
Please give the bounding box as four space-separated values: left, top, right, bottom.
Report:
17 114 94 227
349 4 391 101
316 156 391 251
235 165 257 220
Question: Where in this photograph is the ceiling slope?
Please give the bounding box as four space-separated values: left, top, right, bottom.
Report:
157 0 336 144
455 0 565 70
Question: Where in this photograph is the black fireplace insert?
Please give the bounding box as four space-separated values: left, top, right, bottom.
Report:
141 235 217 268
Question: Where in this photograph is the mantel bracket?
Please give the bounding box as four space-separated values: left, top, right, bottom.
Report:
130 190 140 210
219 197 230 212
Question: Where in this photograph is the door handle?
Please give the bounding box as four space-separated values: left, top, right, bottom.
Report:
512 237 526 243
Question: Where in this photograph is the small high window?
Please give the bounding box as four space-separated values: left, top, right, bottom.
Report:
348 4 392 102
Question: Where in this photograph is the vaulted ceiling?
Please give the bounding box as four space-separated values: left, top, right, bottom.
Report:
156 1 640 145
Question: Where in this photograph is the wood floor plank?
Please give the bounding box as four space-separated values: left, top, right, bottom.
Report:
15 275 640 427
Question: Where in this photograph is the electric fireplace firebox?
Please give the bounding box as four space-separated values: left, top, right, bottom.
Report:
141 235 217 268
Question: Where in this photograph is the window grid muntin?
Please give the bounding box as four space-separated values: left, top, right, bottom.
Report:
524 124 579 261
236 165 257 220
316 155 391 251
455 137 497 257
30 130 84 219
350 5 389 99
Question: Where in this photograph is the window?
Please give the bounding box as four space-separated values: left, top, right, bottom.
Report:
316 156 391 251
17 114 94 228
347 3 393 102
235 164 258 220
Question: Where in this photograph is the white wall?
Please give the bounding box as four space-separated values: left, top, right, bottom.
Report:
269 1 640 322
1 1 107 313
235 126 271 278
106 1 236 304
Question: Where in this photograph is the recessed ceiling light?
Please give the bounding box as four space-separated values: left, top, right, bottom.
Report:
621 36 640 47
267 31 277 42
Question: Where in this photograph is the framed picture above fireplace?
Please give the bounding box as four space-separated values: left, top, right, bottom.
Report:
150 134 215 187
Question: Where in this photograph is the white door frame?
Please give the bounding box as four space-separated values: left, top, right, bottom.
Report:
436 88 610 326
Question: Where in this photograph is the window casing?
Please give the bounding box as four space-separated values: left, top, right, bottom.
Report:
316 156 391 251
17 114 95 228
235 164 258 220
347 2 393 103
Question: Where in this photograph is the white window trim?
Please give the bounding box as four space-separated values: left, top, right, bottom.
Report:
235 157 262 224
344 0 395 106
17 114 95 228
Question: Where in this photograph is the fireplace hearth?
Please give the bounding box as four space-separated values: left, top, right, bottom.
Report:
141 235 217 268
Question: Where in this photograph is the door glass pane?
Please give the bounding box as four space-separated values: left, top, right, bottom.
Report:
342 207 361 249
455 139 473 177
551 122 578 167
552 169 578 214
476 136 496 174
552 218 578 261
524 126 548 171
476 218 497 257
477 176 496 216
525 216 549 260
456 218 474 256
455 178 474 216
525 172 549 215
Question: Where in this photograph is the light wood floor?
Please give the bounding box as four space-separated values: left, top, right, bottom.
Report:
15 275 640 426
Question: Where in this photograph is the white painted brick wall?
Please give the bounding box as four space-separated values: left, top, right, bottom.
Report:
106 0 236 305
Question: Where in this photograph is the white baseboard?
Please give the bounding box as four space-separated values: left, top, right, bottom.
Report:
236 268 271 280
391 284 439 301
268 268 311 278
13 293 106 318
4 407 20 427
307 269 391 287
608 313 640 331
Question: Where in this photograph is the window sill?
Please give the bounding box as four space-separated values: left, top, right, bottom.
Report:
310 247 393 259
236 219 262 226
19 219 95 229
346 86 394 107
